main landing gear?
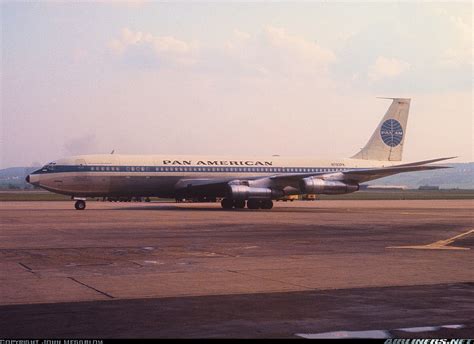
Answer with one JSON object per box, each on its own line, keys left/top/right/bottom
{"left": 74, "top": 199, "right": 86, "bottom": 210}
{"left": 220, "top": 198, "right": 273, "bottom": 210}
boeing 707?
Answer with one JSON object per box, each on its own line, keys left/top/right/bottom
{"left": 26, "top": 98, "right": 453, "bottom": 210}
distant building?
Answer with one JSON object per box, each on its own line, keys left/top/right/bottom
{"left": 361, "top": 185, "right": 408, "bottom": 191}
{"left": 418, "top": 185, "right": 440, "bottom": 191}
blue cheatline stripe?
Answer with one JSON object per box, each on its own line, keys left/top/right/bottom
{"left": 33, "top": 165, "right": 354, "bottom": 175}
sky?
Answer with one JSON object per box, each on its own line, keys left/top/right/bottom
{"left": 1, "top": 1, "right": 472, "bottom": 168}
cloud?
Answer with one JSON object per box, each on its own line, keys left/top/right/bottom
{"left": 368, "top": 56, "right": 410, "bottom": 82}
{"left": 432, "top": 7, "right": 472, "bottom": 67}
{"left": 224, "top": 26, "right": 336, "bottom": 78}
{"left": 108, "top": 26, "right": 335, "bottom": 77}
{"left": 263, "top": 26, "right": 336, "bottom": 67}
{"left": 440, "top": 16, "right": 472, "bottom": 66}
{"left": 108, "top": 28, "right": 197, "bottom": 66}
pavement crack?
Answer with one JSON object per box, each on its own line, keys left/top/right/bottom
{"left": 18, "top": 262, "right": 36, "bottom": 274}
{"left": 67, "top": 277, "right": 114, "bottom": 299}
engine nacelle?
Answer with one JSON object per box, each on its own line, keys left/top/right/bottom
{"left": 228, "top": 185, "right": 283, "bottom": 200}
{"left": 300, "top": 177, "right": 359, "bottom": 195}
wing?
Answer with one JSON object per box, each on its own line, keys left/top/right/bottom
{"left": 174, "top": 157, "right": 455, "bottom": 196}
{"left": 269, "top": 157, "right": 455, "bottom": 185}
{"left": 326, "top": 164, "right": 450, "bottom": 184}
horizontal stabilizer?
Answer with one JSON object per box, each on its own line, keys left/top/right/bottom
{"left": 394, "top": 156, "right": 457, "bottom": 167}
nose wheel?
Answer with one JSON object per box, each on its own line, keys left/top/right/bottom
{"left": 74, "top": 200, "right": 86, "bottom": 210}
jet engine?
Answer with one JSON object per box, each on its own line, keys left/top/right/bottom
{"left": 300, "top": 177, "right": 359, "bottom": 195}
{"left": 228, "top": 184, "right": 283, "bottom": 200}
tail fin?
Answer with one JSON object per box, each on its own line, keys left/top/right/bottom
{"left": 351, "top": 98, "right": 411, "bottom": 161}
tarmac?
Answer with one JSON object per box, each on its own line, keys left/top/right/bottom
{"left": 0, "top": 200, "right": 473, "bottom": 338}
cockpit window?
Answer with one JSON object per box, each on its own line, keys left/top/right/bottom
{"left": 42, "top": 162, "right": 56, "bottom": 171}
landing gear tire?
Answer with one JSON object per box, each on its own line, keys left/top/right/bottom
{"left": 74, "top": 200, "right": 86, "bottom": 210}
{"left": 221, "top": 198, "right": 234, "bottom": 209}
{"left": 261, "top": 200, "right": 273, "bottom": 209}
{"left": 247, "top": 199, "right": 261, "bottom": 209}
{"left": 234, "top": 200, "right": 246, "bottom": 209}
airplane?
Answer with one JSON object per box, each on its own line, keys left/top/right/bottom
{"left": 26, "top": 98, "right": 454, "bottom": 210}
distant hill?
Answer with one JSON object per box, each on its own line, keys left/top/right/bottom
{"left": 0, "top": 163, "right": 472, "bottom": 190}
{"left": 0, "top": 167, "right": 39, "bottom": 179}
{"left": 366, "top": 163, "right": 473, "bottom": 189}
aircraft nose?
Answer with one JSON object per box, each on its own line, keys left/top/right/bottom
{"left": 26, "top": 173, "right": 40, "bottom": 186}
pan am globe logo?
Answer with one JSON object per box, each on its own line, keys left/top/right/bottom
{"left": 380, "top": 119, "right": 404, "bottom": 147}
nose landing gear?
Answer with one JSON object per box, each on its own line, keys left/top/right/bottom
{"left": 74, "top": 200, "right": 86, "bottom": 210}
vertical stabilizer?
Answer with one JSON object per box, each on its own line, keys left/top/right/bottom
{"left": 351, "top": 98, "right": 410, "bottom": 161}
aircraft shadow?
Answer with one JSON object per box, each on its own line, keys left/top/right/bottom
{"left": 110, "top": 203, "right": 321, "bottom": 213}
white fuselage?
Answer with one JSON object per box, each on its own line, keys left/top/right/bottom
{"left": 28, "top": 154, "right": 395, "bottom": 198}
